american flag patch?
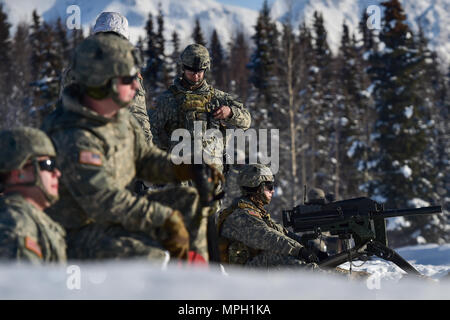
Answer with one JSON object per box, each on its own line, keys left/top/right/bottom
{"left": 248, "top": 211, "right": 261, "bottom": 218}
{"left": 25, "top": 236, "right": 43, "bottom": 258}
{"left": 79, "top": 150, "right": 103, "bottom": 166}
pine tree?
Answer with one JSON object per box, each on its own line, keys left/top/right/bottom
{"left": 228, "top": 30, "right": 250, "bottom": 104}
{"left": 209, "top": 29, "right": 227, "bottom": 90}
{"left": 143, "top": 12, "right": 158, "bottom": 102}
{"left": 0, "top": 3, "right": 13, "bottom": 129}
{"left": 10, "top": 23, "right": 33, "bottom": 127}
{"left": 296, "top": 21, "right": 316, "bottom": 195}
{"left": 248, "top": 0, "right": 280, "bottom": 127}
{"left": 155, "top": 4, "right": 170, "bottom": 90}
{"left": 306, "top": 11, "right": 334, "bottom": 190}
{"left": 192, "top": 18, "right": 206, "bottom": 46}
{"left": 334, "top": 23, "right": 366, "bottom": 199}
{"left": 169, "top": 30, "right": 181, "bottom": 78}
{"left": 368, "top": 0, "right": 441, "bottom": 245}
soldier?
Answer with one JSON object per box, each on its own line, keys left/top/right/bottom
{"left": 150, "top": 43, "right": 251, "bottom": 174}
{"left": 42, "top": 33, "right": 219, "bottom": 263}
{"left": 0, "top": 127, "right": 66, "bottom": 264}
{"left": 61, "top": 11, "right": 152, "bottom": 144}
{"left": 217, "top": 164, "right": 319, "bottom": 269}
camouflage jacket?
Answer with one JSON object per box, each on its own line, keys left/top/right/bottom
{"left": 218, "top": 197, "right": 303, "bottom": 264}
{"left": 0, "top": 193, "right": 67, "bottom": 264}
{"left": 61, "top": 67, "right": 153, "bottom": 143}
{"left": 150, "top": 78, "right": 251, "bottom": 170}
{"left": 42, "top": 85, "right": 181, "bottom": 234}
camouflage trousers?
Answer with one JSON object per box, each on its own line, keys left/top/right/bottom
{"left": 147, "top": 186, "right": 209, "bottom": 261}
{"left": 67, "top": 186, "right": 206, "bottom": 262}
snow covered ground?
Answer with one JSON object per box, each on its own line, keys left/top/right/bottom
{"left": 0, "top": 244, "right": 449, "bottom": 300}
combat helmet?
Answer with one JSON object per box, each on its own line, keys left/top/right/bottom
{"left": 0, "top": 127, "right": 59, "bottom": 203}
{"left": 306, "top": 188, "right": 326, "bottom": 205}
{"left": 73, "top": 32, "right": 139, "bottom": 89}
{"left": 93, "top": 12, "right": 130, "bottom": 40}
{"left": 0, "top": 127, "right": 55, "bottom": 173}
{"left": 238, "top": 164, "right": 274, "bottom": 189}
{"left": 180, "top": 44, "right": 211, "bottom": 72}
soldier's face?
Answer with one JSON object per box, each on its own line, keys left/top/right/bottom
{"left": 184, "top": 69, "right": 205, "bottom": 83}
{"left": 36, "top": 156, "right": 61, "bottom": 199}
{"left": 116, "top": 76, "right": 139, "bottom": 103}
{"left": 263, "top": 185, "right": 274, "bottom": 204}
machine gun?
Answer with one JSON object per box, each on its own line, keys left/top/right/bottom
{"left": 282, "top": 197, "right": 442, "bottom": 276}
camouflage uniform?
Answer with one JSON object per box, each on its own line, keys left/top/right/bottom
{"left": 0, "top": 193, "right": 66, "bottom": 264}
{"left": 60, "top": 11, "right": 152, "bottom": 143}
{"left": 217, "top": 164, "right": 316, "bottom": 270}
{"left": 218, "top": 196, "right": 314, "bottom": 269}
{"left": 0, "top": 127, "right": 67, "bottom": 264}
{"left": 43, "top": 34, "right": 203, "bottom": 261}
{"left": 61, "top": 69, "right": 152, "bottom": 143}
{"left": 150, "top": 44, "right": 251, "bottom": 173}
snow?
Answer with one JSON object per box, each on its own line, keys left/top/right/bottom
{"left": 404, "top": 105, "right": 414, "bottom": 119}
{"left": 0, "top": 244, "right": 448, "bottom": 299}
{"left": 387, "top": 216, "right": 412, "bottom": 231}
{"left": 399, "top": 164, "right": 412, "bottom": 178}
{"left": 2, "top": 0, "right": 449, "bottom": 65}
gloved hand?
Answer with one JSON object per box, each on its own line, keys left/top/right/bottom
{"left": 298, "top": 246, "right": 320, "bottom": 264}
{"left": 192, "top": 164, "right": 225, "bottom": 206}
{"left": 162, "top": 210, "right": 190, "bottom": 260}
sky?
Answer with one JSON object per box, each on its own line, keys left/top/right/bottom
{"left": 217, "top": 0, "right": 274, "bottom": 11}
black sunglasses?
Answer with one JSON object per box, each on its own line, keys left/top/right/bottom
{"left": 121, "top": 74, "right": 139, "bottom": 85}
{"left": 36, "top": 158, "right": 58, "bottom": 172}
{"left": 264, "top": 181, "right": 274, "bottom": 191}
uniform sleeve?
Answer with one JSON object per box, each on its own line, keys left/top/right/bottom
{"left": 0, "top": 218, "right": 43, "bottom": 265}
{"left": 51, "top": 128, "right": 176, "bottom": 234}
{"left": 149, "top": 93, "right": 177, "bottom": 151}
{"left": 217, "top": 92, "right": 251, "bottom": 130}
{"left": 128, "top": 77, "right": 153, "bottom": 143}
{"left": 221, "top": 209, "right": 303, "bottom": 257}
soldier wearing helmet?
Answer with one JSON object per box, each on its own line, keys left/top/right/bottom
{"left": 150, "top": 43, "right": 251, "bottom": 173}
{"left": 216, "top": 164, "right": 319, "bottom": 269}
{"left": 42, "top": 33, "right": 221, "bottom": 263}
{"left": 150, "top": 43, "right": 251, "bottom": 260}
{"left": 60, "top": 12, "right": 153, "bottom": 144}
{"left": 0, "top": 127, "right": 66, "bottom": 263}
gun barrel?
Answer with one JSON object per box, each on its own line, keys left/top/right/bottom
{"left": 380, "top": 205, "right": 442, "bottom": 219}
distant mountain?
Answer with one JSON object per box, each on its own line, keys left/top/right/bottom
{"left": 2, "top": 0, "right": 449, "bottom": 64}
{"left": 270, "top": 0, "right": 450, "bottom": 65}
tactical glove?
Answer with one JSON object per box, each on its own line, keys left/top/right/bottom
{"left": 162, "top": 210, "right": 190, "bottom": 260}
{"left": 192, "top": 163, "right": 225, "bottom": 206}
{"left": 173, "top": 163, "right": 225, "bottom": 206}
{"left": 298, "top": 246, "right": 320, "bottom": 264}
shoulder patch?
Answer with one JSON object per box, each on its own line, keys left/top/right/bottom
{"left": 79, "top": 150, "right": 103, "bottom": 166}
{"left": 247, "top": 210, "right": 261, "bottom": 219}
{"left": 24, "top": 236, "right": 43, "bottom": 259}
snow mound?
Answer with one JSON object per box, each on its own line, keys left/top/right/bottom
{"left": 0, "top": 244, "right": 449, "bottom": 299}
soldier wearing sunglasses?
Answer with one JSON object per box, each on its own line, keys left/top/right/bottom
{"left": 216, "top": 164, "right": 319, "bottom": 269}
{"left": 60, "top": 12, "right": 152, "bottom": 145}
{"left": 0, "top": 127, "right": 66, "bottom": 264}
{"left": 42, "top": 33, "right": 222, "bottom": 264}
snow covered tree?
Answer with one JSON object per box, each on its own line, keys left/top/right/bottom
{"left": 192, "top": 18, "right": 206, "bottom": 47}
{"left": 247, "top": 0, "right": 280, "bottom": 128}
{"left": 0, "top": 4, "right": 13, "bottom": 130}
{"left": 227, "top": 30, "right": 250, "bottom": 102}
{"left": 209, "top": 29, "right": 227, "bottom": 91}
{"left": 368, "top": 0, "right": 444, "bottom": 246}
